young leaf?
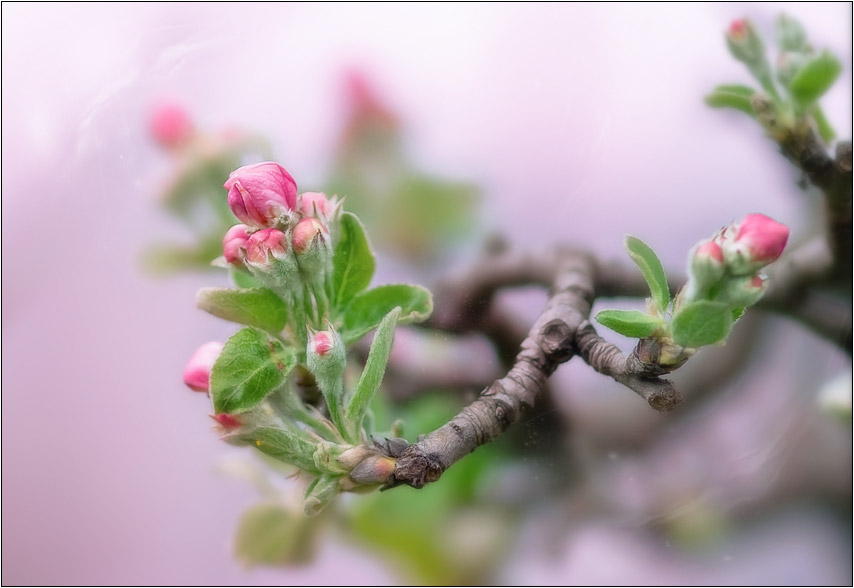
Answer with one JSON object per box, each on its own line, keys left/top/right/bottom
{"left": 230, "top": 426, "right": 319, "bottom": 473}
{"left": 671, "top": 301, "right": 733, "bottom": 347}
{"left": 210, "top": 327, "right": 296, "bottom": 414}
{"left": 624, "top": 236, "right": 670, "bottom": 313}
{"left": 196, "top": 287, "right": 288, "bottom": 333}
{"left": 811, "top": 105, "right": 836, "bottom": 143}
{"left": 332, "top": 212, "right": 375, "bottom": 307}
{"left": 303, "top": 474, "right": 342, "bottom": 516}
{"left": 595, "top": 309, "right": 665, "bottom": 339}
{"left": 341, "top": 284, "right": 432, "bottom": 344}
{"left": 705, "top": 84, "right": 758, "bottom": 117}
{"left": 346, "top": 307, "right": 401, "bottom": 433}
{"left": 776, "top": 14, "right": 808, "bottom": 52}
{"left": 788, "top": 51, "right": 842, "bottom": 107}
{"left": 231, "top": 267, "right": 262, "bottom": 288}
{"left": 234, "top": 503, "right": 318, "bottom": 567}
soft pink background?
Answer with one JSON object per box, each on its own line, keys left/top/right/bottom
{"left": 2, "top": 3, "right": 851, "bottom": 585}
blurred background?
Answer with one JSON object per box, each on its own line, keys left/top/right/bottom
{"left": 2, "top": 3, "right": 851, "bottom": 585}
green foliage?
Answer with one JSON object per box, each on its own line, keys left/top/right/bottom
{"left": 196, "top": 287, "right": 288, "bottom": 333}
{"left": 705, "top": 84, "right": 758, "bottom": 117}
{"left": 342, "top": 284, "right": 433, "bottom": 343}
{"left": 624, "top": 236, "right": 670, "bottom": 313}
{"left": 595, "top": 309, "right": 665, "bottom": 339}
{"left": 776, "top": 14, "right": 808, "bottom": 52}
{"left": 346, "top": 308, "right": 401, "bottom": 433}
{"left": 210, "top": 328, "right": 296, "bottom": 414}
{"left": 787, "top": 51, "right": 842, "bottom": 108}
{"left": 231, "top": 426, "right": 319, "bottom": 474}
{"left": 671, "top": 301, "right": 734, "bottom": 347}
{"left": 234, "top": 502, "right": 320, "bottom": 567}
{"left": 332, "top": 212, "right": 376, "bottom": 307}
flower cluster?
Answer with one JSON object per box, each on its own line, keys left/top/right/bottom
{"left": 680, "top": 213, "right": 789, "bottom": 309}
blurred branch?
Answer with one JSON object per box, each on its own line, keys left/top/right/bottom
{"left": 386, "top": 252, "right": 678, "bottom": 490}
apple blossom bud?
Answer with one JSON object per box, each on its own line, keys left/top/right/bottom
{"left": 222, "top": 224, "right": 250, "bottom": 265}
{"left": 224, "top": 162, "right": 298, "bottom": 228}
{"left": 307, "top": 329, "right": 346, "bottom": 385}
{"left": 348, "top": 455, "right": 397, "bottom": 486}
{"left": 299, "top": 192, "right": 335, "bottom": 219}
{"left": 292, "top": 218, "right": 329, "bottom": 254}
{"left": 211, "top": 413, "right": 242, "bottom": 432}
{"left": 722, "top": 213, "right": 789, "bottom": 275}
{"left": 245, "top": 228, "right": 288, "bottom": 265}
{"left": 149, "top": 101, "right": 194, "bottom": 150}
{"left": 726, "top": 19, "right": 764, "bottom": 65}
{"left": 183, "top": 341, "right": 223, "bottom": 392}
{"left": 722, "top": 274, "right": 767, "bottom": 307}
{"left": 689, "top": 239, "right": 726, "bottom": 287}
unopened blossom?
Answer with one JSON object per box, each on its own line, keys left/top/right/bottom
{"left": 224, "top": 162, "right": 298, "bottom": 228}
{"left": 222, "top": 224, "right": 250, "bottom": 264}
{"left": 292, "top": 217, "right": 329, "bottom": 254}
{"left": 299, "top": 192, "right": 335, "bottom": 219}
{"left": 245, "top": 228, "right": 289, "bottom": 265}
{"left": 721, "top": 213, "right": 789, "bottom": 274}
{"left": 183, "top": 341, "right": 223, "bottom": 392}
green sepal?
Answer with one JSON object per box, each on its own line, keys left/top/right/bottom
{"left": 624, "top": 236, "right": 670, "bottom": 313}
{"left": 705, "top": 84, "right": 758, "bottom": 117}
{"left": 346, "top": 307, "right": 401, "bottom": 434}
{"left": 196, "top": 287, "right": 288, "bottom": 333}
{"left": 229, "top": 426, "right": 320, "bottom": 474}
{"left": 341, "top": 284, "right": 432, "bottom": 344}
{"left": 595, "top": 309, "right": 666, "bottom": 339}
{"left": 303, "top": 475, "right": 341, "bottom": 516}
{"left": 332, "top": 212, "right": 376, "bottom": 307}
{"left": 671, "top": 301, "right": 733, "bottom": 347}
{"left": 210, "top": 327, "right": 296, "bottom": 414}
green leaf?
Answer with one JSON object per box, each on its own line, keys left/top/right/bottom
{"left": 595, "top": 309, "right": 665, "bottom": 339}
{"left": 671, "top": 301, "right": 733, "bottom": 347}
{"left": 303, "top": 474, "right": 342, "bottom": 516}
{"left": 624, "top": 236, "right": 670, "bottom": 313}
{"left": 788, "top": 51, "right": 842, "bottom": 107}
{"left": 196, "top": 287, "right": 288, "bottom": 333}
{"left": 705, "top": 84, "right": 758, "bottom": 117}
{"left": 234, "top": 503, "right": 319, "bottom": 567}
{"left": 811, "top": 104, "right": 836, "bottom": 143}
{"left": 341, "top": 284, "right": 432, "bottom": 343}
{"left": 332, "top": 212, "right": 375, "bottom": 307}
{"left": 231, "top": 426, "right": 320, "bottom": 473}
{"left": 346, "top": 307, "right": 401, "bottom": 432}
{"left": 231, "top": 267, "right": 262, "bottom": 288}
{"left": 732, "top": 307, "right": 746, "bottom": 321}
{"left": 776, "top": 14, "right": 808, "bottom": 52}
{"left": 210, "top": 328, "right": 296, "bottom": 414}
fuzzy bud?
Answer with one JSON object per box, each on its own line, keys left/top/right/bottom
{"left": 299, "top": 192, "right": 335, "bottom": 220}
{"left": 222, "top": 224, "right": 250, "bottom": 265}
{"left": 245, "top": 228, "right": 289, "bottom": 265}
{"left": 721, "top": 213, "right": 789, "bottom": 275}
{"left": 224, "top": 162, "right": 298, "bottom": 228}
{"left": 722, "top": 274, "right": 767, "bottom": 308}
{"left": 306, "top": 329, "right": 346, "bottom": 384}
{"left": 689, "top": 240, "right": 726, "bottom": 286}
{"left": 726, "top": 19, "right": 765, "bottom": 65}
{"left": 293, "top": 218, "right": 329, "bottom": 254}
{"left": 149, "top": 101, "right": 194, "bottom": 150}
{"left": 183, "top": 341, "right": 223, "bottom": 392}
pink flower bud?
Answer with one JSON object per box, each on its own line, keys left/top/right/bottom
{"left": 695, "top": 240, "right": 724, "bottom": 263}
{"left": 311, "top": 331, "right": 334, "bottom": 356}
{"left": 222, "top": 224, "right": 250, "bottom": 264}
{"left": 149, "top": 101, "right": 195, "bottom": 149}
{"left": 183, "top": 341, "right": 223, "bottom": 392}
{"left": 245, "top": 228, "right": 289, "bottom": 265}
{"left": 727, "top": 19, "right": 747, "bottom": 41}
{"left": 224, "top": 162, "right": 298, "bottom": 228}
{"left": 723, "top": 213, "right": 789, "bottom": 274}
{"left": 299, "top": 192, "right": 334, "bottom": 219}
{"left": 292, "top": 218, "right": 329, "bottom": 254}
{"left": 210, "top": 413, "right": 242, "bottom": 432}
